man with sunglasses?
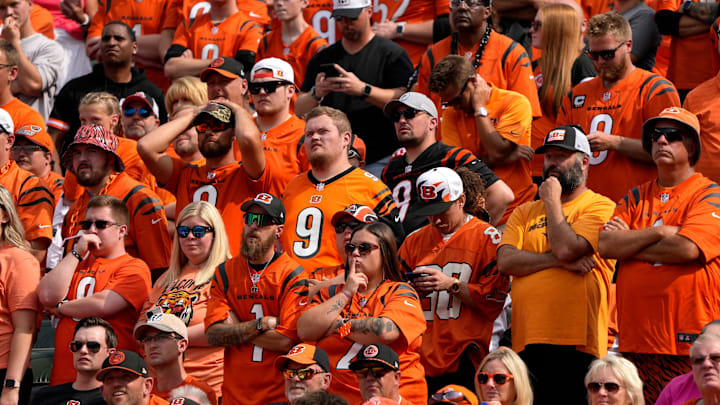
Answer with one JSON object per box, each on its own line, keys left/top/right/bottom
{"left": 599, "top": 107, "right": 720, "bottom": 403}
{"left": 349, "top": 344, "right": 412, "bottom": 405}
{"left": 381, "top": 91, "right": 512, "bottom": 234}
{"left": 120, "top": 92, "right": 161, "bottom": 141}
{"left": 205, "top": 192, "right": 309, "bottom": 405}
{"left": 39, "top": 194, "right": 152, "bottom": 386}
{"left": 557, "top": 12, "right": 680, "bottom": 203}
{"left": 30, "top": 317, "right": 117, "bottom": 405}
{"left": 134, "top": 309, "right": 217, "bottom": 404}
{"left": 272, "top": 343, "right": 332, "bottom": 405}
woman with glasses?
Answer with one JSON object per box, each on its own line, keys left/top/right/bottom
{"left": 584, "top": 355, "right": 644, "bottom": 405}
{"left": 474, "top": 347, "right": 533, "bottom": 405}
{"left": 139, "top": 201, "right": 230, "bottom": 398}
{"left": 297, "top": 221, "right": 427, "bottom": 405}
{"left": 0, "top": 186, "right": 41, "bottom": 404}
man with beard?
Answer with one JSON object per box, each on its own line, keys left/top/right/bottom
{"left": 497, "top": 125, "right": 616, "bottom": 405}
{"left": 137, "top": 101, "right": 269, "bottom": 256}
{"left": 381, "top": 91, "right": 513, "bottom": 234}
{"left": 557, "top": 12, "right": 680, "bottom": 203}
{"left": 204, "top": 192, "right": 309, "bottom": 405}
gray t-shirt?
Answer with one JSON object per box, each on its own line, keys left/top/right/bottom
{"left": 619, "top": 3, "right": 661, "bottom": 71}
{"left": 18, "top": 33, "right": 65, "bottom": 121}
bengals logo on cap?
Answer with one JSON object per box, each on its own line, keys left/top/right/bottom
{"left": 67, "top": 401, "right": 81, "bottom": 405}
{"left": 546, "top": 129, "right": 566, "bottom": 142}
{"left": 363, "top": 345, "right": 379, "bottom": 358}
{"left": 254, "top": 193, "right": 273, "bottom": 204}
{"left": 662, "top": 107, "right": 681, "bottom": 114}
{"left": 210, "top": 58, "right": 225, "bottom": 68}
{"left": 16, "top": 125, "right": 41, "bottom": 137}
{"left": 170, "top": 399, "right": 186, "bottom": 404}
{"left": 288, "top": 344, "right": 306, "bottom": 356}
{"left": 419, "top": 184, "right": 439, "bottom": 201}
{"left": 108, "top": 351, "right": 125, "bottom": 365}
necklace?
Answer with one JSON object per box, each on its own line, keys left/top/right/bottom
{"left": 247, "top": 257, "right": 272, "bottom": 293}
{"left": 344, "top": 280, "right": 385, "bottom": 321}
{"left": 450, "top": 25, "right": 492, "bottom": 69}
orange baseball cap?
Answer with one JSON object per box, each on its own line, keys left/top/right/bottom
{"left": 15, "top": 124, "right": 53, "bottom": 152}
{"left": 331, "top": 204, "right": 378, "bottom": 227}
{"left": 349, "top": 133, "right": 366, "bottom": 162}
{"left": 274, "top": 343, "right": 330, "bottom": 372}
{"left": 641, "top": 106, "right": 701, "bottom": 165}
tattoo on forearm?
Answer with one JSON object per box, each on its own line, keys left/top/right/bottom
{"left": 687, "top": 3, "right": 720, "bottom": 25}
{"left": 350, "top": 317, "right": 398, "bottom": 337}
{"left": 325, "top": 296, "right": 347, "bottom": 316}
{"left": 206, "top": 321, "right": 259, "bottom": 347}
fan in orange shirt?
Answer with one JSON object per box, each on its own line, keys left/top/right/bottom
{"left": 11, "top": 124, "right": 63, "bottom": 203}
{"left": 96, "top": 351, "right": 170, "bottom": 405}
{"left": 303, "top": 0, "right": 338, "bottom": 44}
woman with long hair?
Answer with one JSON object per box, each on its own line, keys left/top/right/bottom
{"left": 475, "top": 347, "right": 533, "bottom": 405}
{"left": 297, "top": 221, "right": 426, "bottom": 405}
{"left": 139, "top": 201, "right": 231, "bottom": 397}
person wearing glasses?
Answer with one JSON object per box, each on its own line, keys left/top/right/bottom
{"left": 348, "top": 344, "right": 411, "bottom": 405}
{"left": 556, "top": 11, "right": 680, "bottom": 204}
{"left": 682, "top": 332, "right": 720, "bottom": 405}
{"left": 474, "top": 347, "right": 533, "bottom": 405}
{"left": 204, "top": 192, "right": 308, "bottom": 405}
{"left": 31, "top": 317, "right": 117, "bottom": 405}
{"left": 584, "top": 355, "right": 644, "bottom": 405}
{"left": 297, "top": 221, "right": 426, "bottom": 405}
{"left": 39, "top": 194, "right": 152, "bottom": 387}
{"left": 272, "top": 343, "right": 333, "bottom": 405}
{"left": 120, "top": 92, "right": 161, "bottom": 141}
{"left": 599, "top": 107, "right": 720, "bottom": 404}
{"left": 134, "top": 309, "right": 217, "bottom": 404}
{"left": 381, "top": 91, "right": 511, "bottom": 234}
{"left": 11, "top": 121, "right": 63, "bottom": 202}
{"left": 139, "top": 201, "right": 229, "bottom": 398}
{"left": 430, "top": 384, "right": 478, "bottom": 405}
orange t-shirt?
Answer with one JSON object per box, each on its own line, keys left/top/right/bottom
{"left": 30, "top": 4, "right": 55, "bottom": 39}
{"left": 500, "top": 189, "right": 616, "bottom": 357}
{"left": 148, "top": 395, "right": 169, "bottom": 405}
{"left": 683, "top": 71, "right": 720, "bottom": 183}
{"left": 581, "top": 0, "right": 611, "bottom": 19}
{"left": 141, "top": 266, "right": 224, "bottom": 396}
{"left": 204, "top": 253, "right": 308, "bottom": 405}
{"left": 308, "top": 281, "right": 427, "bottom": 405}
{"left": 44, "top": 170, "right": 64, "bottom": 203}
{"left": 415, "top": 29, "right": 542, "bottom": 120}
{"left": 171, "top": 11, "right": 263, "bottom": 61}
{"left": 0, "top": 245, "right": 40, "bottom": 369}
{"left": 62, "top": 171, "right": 171, "bottom": 272}
{"left": 0, "top": 160, "right": 53, "bottom": 243}
{"left": 398, "top": 217, "right": 509, "bottom": 377}
{"left": 50, "top": 253, "right": 152, "bottom": 385}
{"left": 440, "top": 86, "right": 537, "bottom": 225}
{"left": 152, "top": 375, "right": 217, "bottom": 405}
{"left": 557, "top": 68, "right": 680, "bottom": 202}
{"left": 614, "top": 173, "right": 720, "bottom": 356}
{"left": 162, "top": 0, "right": 270, "bottom": 31}
{"left": 257, "top": 26, "right": 328, "bottom": 89}
{"left": 251, "top": 115, "right": 309, "bottom": 197}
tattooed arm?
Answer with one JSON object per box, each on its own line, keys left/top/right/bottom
{"left": 206, "top": 316, "right": 278, "bottom": 347}
{"left": 683, "top": 2, "right": 720, "bottom": 25}
{"left": 346, "top": 317, "right": 401, "bottom": 345}
{"left": 297, "top": 292, "right": 349, "bottom": 341}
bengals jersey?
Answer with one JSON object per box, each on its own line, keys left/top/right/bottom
{"left": 415, "top": 29, "right": 542, "bottom": 119}
{"left": 164, "top": 160, "right": 271, "bottom": 257}
{"left": 0, "top": 160, "right": 53, "bottom": 243}
{"left": 280, "top": 167, "right": 403, "bottom": 271}
{"left": 614, "top": 173, "right": 720, "bottom": 356}
{"left": 252, "top": 115, "right": 309, "bottom": 197}
{"left": 204, "top": 252, "right": 308, "bottom": 405}
{"left": 557, "top": 68, "right": 680, "bottom": 202}
{"left": 382, "top": 142, "right": 500, "bottom": 234}
{"left": 684, "top": 71, "right": 720, "bottom": 183}
{"left": 50, "top": 253, "right": 151, "bottom": 385}
{"left": 62, "top": 172, "right": 171, "bottom": 273}
{"left": 303, "top": 0, "right": 337, "bottom": 44}
{"left": 163, "top": 0, "right": 270, "bottom": 31}
{"left": 257, "top": 26, "right": 328, "bottom": 88}
{"left": 171, "top": 11, "right": 263, "bottom": 62}
{"left": 44, "top": 171, "right": 64, "bottom": 204}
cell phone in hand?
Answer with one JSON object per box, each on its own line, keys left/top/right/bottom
{"left": 319, "top": 63, "right": 340, "bottom": 78}
{"left": 404, "top": 272, "right": 428, "bottom": 281}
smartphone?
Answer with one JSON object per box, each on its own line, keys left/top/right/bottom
{"left": 319, "top": 63, "right": 340, "bottom": 78}
{"left": 404, "top": 272, "right": 428, "bottom": 281}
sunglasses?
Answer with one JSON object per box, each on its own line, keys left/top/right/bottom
{"left": 344, "top": 242, "right": 380, "bottom": 256}
{"left": 691, "top": 353, "right": 720, "bottom": 366}
{"left": 70, "top": 340, "right": 102, "bottom": 353}
{"left": 442, "top": 76, "right": 472, "bottom": 108}
{"left": 390, "top": 108, "right": 423, "bottom": 123}
{"left": 587, "top": 382, "right": 621, "bottom": 394}
{"left": 12, "top": 144, "right": 45, "bottom": 153}
{"left": 477, "top": 372, "right": 513, "bottom": 385}
{"left": 651, "top": 127, "right": 687, "bottom": 143}
{"left": 353, "top": 366, "right": 392, "bottom": 379}
{"left": 176, "top": 225, "right": 214, "bottom": 238}
{"left": 334, "top": 220, "right": 361, "bottom": 234}
{"left": 431, "top": 390, "right": 467, "bottom": 402}
{"left": 449, "top": 0, "right": 489, "bottom": 8}
{"left": 194, "top": 121, "right": 230, "bottom": 133}
{"left": 243, "top": 212, "right": 277, "bottom": 227}
{"left": 248, "top": 81, "right": 289, "bottom": 95}
{"left": 348, "top": 148, "right": 360, "bottom": 160}
{"left": 79, "top": 220, "right": 122, "bottom": 230}
{"left": 586, "top": 42, "right": 625, "bottom": 61}
{"left": 123, "top": 106, "right": 153, "bottom": 118}
{"left": 138, "top": 332, "right": 181, "bottom": 345}
{"left": 282, "top": 367, "right": 321, "bottom": 381}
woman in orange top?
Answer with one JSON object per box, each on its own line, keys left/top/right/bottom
{"left": 140, "top": 201, "right": 230, "bottom": 398}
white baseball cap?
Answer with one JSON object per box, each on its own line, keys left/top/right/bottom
{"left": 332, "top": 0, "right": 371, "bottom": 19}
{"left": 251, "top": 57, "right": 294, "bottom": 85}
{"left": 415, "top": 167, "right": 464, "bottom": 216}
{"left": 0, "top": 108, "right": 13, "bottom": 135}
{"left": 384, "top": 92, "right": 438, "bottom": 119}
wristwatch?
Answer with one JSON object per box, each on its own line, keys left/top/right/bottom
{"left": 362, "top": 83, "right": 372, "bottom": 98}
{"left": 396, "top": 22, "right": 407, "bottom": 38}
{"left": 448, "top": 279, "right": 461, "bottom": 295}
{"left": 474, "top": 107, "right": 489, "bottom": 117}
{"left": 256, "top": 318, "right": 263, "bottom": 332}
{"left": 311, "top": 86, "right": 323, "bottom": 103}
{"left": 4, "top": 380, "right": 19, "bottom": 389}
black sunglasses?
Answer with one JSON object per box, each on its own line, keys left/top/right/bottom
{"left": 586, "top": 42, "right": 625, "bottom": 61}
{"left": 176, "top": 225, "right": 214, "bottom": 238}
{"left": 248, "top": 81, "right": 289, "bottom": 95}
{"left": 194, "top": 121, "right": 230, "bottom": 133}
{"left": 651, "top": 127, "right": 686, "bottom": 143}
{"left": 79, "top": 220, "right": 122, "bottom": 230}
{"left": 477, "top": 372, "right": 513, "bottom": 385}
{"left": 442, "top": 76, "right": 472, "bottom": 107}
{"left": 243, "top": 212, "right": 277, "bottom": 227}
{"left": 587, "top": 382, "right": 621, "bottom": 394}
{"left": 390, "top": 108, "right": 423, "bottom": 123}
{"left": 70, "top": 340, "right": 102, "bottom": 353}
{"left": 12, "top": 144, "right": 45, "bottom": 153}
{"left": 334, "top": 220, "right": 361, "bottom": 234}
{"left": 691, "top": 353, "right": 720, "bottom": 365}
{"left": 344, "top": 242, "right": 380, "bottom": 256}
{"left": 123, "top": 106, "right": 153, "bottom": 118}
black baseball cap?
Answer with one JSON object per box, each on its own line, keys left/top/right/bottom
{"left": 240, "top": 192, "right": 286, "bottom": 224}
{"left": 96, "top": 350, "right": 148, "bottom": 381}
{"left": 349, "top": 343, "right": 399, "bottom": 371}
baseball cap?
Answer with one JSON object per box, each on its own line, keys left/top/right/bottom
{"left": 251, "top": 57, "right": 294, "bottom": 85}
{"left": 240, "top": 192, "right": 286, "bottom": 224}
{"left": 62, "top": 124, "right": 125, "bottom": 173}
{"left": 332, "top": 0, "right": 371, "bottom": 19}
{"left": 430, "top": 385, "right": 479, "bottom": 405}
{"left": 200, "top": 57, "right": 245, "bottom": 81}
{"left": 349, "top": 134, "right": 366, "bottom": 162}
{"left": 349, "top": 343, "right": 399, "bottom": 371}
{"left": 133, "top": 307, "right": 188, "bottom": 341}
{"left": 414, "top": 167, "right": 464, "bottom": 217}
{"left": 15, "top": 124, "right": 53, "bottom": 152}
{"left": 384, "top": 92, "right": 438, "bottom": 119}
{"left": 169, "top": 399, "right": 202, "bottom": 405}
{"left": 535, "top": 125, "right": 591, "bottom": 156}
{"left": 192, "top": 102, "right": 234, "bottom": 126}
{"left": 96, "top": 350, "right": 149, "bottom": 381}
{"left": 641, "top": 106, "right": 701, "bottom": 165}
{"left": 121, "top": 91, "right": 160, "bottom": 118}
{"left": 0, "top": 108, "right": 13, "bottom": 135}
{"left": 331, "top": 204, "right": 378, "bottom": 227}
{"left": 274, "top": 343, "right": 331, "bottom": 372}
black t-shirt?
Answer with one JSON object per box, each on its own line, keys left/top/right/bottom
{"left": 30, "top": 382, "right": 105, "bottom": 405}
{"left": 382, "top": 142, "right": 500, "bottom": 235}
{"left": 301, "top": 36, "right": 414, "bottom": 163}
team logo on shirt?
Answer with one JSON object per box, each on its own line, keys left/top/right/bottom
{"left": 207, "top": 172, "right": 216, "bottom": 179}
{"left": 108, "top": 351, "right": 125, "bottom": 365}
{"left": 363, "top": 345, "right": 379, "bottom": 358}
{"left": 660, "top": 192, "right": 669, "bottom": 203}
{"left": 573, "top": 95, "right": 586, "bottom": 108}
{"left": 602, "top": 92, "right": 611, "bottom": 101}
{"left": 211, "top": 27, "right": 219, "bottom": 34}
{"left": 310, "top": 195, "right": 322, "bottom": 203}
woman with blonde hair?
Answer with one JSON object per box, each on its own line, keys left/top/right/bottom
{"left": 585, "top": 355, "right": 645, "bottom": 405}
{"left": 165, "top": 76, "right": 208, "bottom": 116}
{"left": 474, "top": 347, "right": 533, "bottom": 405}
{"left": 0, "top": 185, "right": 41, "bottom": 404}
{"left": 139, "top": 201, "right": 231, "bottom": 397}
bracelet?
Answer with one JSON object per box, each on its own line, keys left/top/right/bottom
{"left": 80, "top": 13, "right": 90, "bottom": 26}
{"left": 70, "top": 249, "right": 83, "bottom": 261}
{"left": 56, "top": 301, "right": 64, "bottom": 316}
{"left": 340, "top": 290, "right": 352, "bottom": 300}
